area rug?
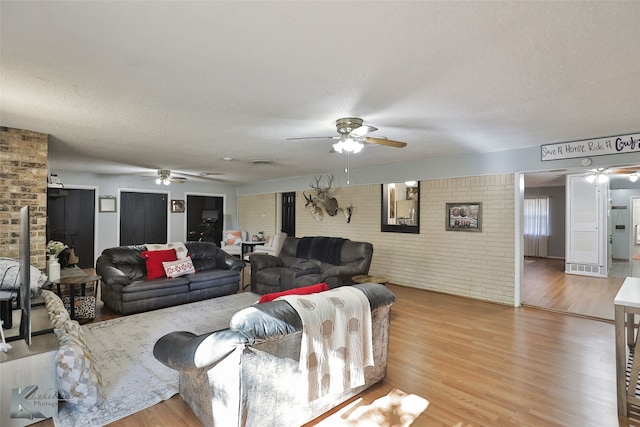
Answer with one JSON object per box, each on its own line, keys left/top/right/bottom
{"left": 314, "top": 388, "right": 429, "bottom": 426}
{"left": 53, "top": 292, "right": 260, "bottom": 427}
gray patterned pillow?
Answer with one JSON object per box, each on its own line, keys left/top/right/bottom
{"left": 42, "top": 290, "right": 70, "bottom": 328}
{"left": 54, "top": 319, "right": 85, "bottom": 343}
{"left": 56, "top": 332, "right": 103, "bottom": 412}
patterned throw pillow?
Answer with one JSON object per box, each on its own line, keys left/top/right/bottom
{"left": 141, "top": 249, "right": 177, "bottom": 279}
{"left": 54, "top": 319, "right": 85, "bottom": 343}
{"left": 145, "top": 242, "right": 189, "bottom": 259}
{"left": 224, "top": 231, "right": 243, "bottom": 245}
{"left": 162, "top": 256, "right": 196, "bottom": 278}
{"left": 56, "top": 333, "right": 103, "bottom": 412}
{"left": 42, "top": 289, "right": 70, "bottom": 327}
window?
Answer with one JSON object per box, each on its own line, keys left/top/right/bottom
{"left": 524, "top": 197, "right": 550, "bottom": 236}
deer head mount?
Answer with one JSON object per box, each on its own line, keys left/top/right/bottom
{"left": 309, "top": 175, "right": 339, "bottom": 216}
{"left": 306, "top": 175, "right": 353, "bottom": 223}
{"left": 340, "top": 203, "right": 353, "bottom": 223}
{"left": 303, "top": 191, "right": 323, "bottom": 222}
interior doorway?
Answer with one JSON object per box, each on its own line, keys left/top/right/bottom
{"left": 47, "top": 187, "right": 96, "bottom": 269}
{"left": 281, "top": 192, "right": 295, "bottom": 237}
{"left": 186, "top": 194, "right": 224, "bottom": 244}
{"left": 119, "top": 191, "right": 168, "bottom": 245}
{"left": 631, "top": 197, "right": 640, "bottom": 260}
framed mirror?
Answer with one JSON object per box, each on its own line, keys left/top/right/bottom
{"left": 381, "top": 181, "right": 420, "bottom": 233}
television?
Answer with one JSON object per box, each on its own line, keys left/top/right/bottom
{"left": 18, "top": 206, "right": 31, "bottom": 345}
{"left": 201, "top": 209, "right": 219, "bottom": 222}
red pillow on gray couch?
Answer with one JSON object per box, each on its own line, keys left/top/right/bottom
{"left": 141, "top": 249, "right": 177, "bottom": 279}
{"left": 258, "top": 282, "right": 329, "bottom": 303}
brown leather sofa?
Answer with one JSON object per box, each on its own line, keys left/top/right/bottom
{"left": 249, "top": 236, "right": 373, "bottom": 294}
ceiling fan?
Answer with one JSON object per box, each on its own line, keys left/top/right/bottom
{"left": 581, "top": 165, "right": 640, "bottom": 184}
{"left": 287, "top": 117, "right": 408, "bottom": 153}
{"left": 153, "top": 169, "right": 187, "bottom": 185}
{"left": 287, "top": 117, "right": 408, "bottom": 184}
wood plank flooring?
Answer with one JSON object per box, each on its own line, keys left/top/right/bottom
{"left": 522, "top": 257, "right": 624, "bottom": 321}
{"left": 35, "top": 263, "right": 640, "bottom": 426}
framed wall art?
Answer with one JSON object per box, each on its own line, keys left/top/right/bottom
{"left": 99, "top": 196, "right": 117, "bottom": 213}
{"left": 171, "top": 199, "right": 185, "bottom": 213}
{"left": 445, "top": 202, "right": 482, "bottom": 232}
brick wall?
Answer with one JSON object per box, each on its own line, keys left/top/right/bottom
{"left": 238, "top": 174, "right": 516, "bottom": 305}
{"left": 238, "top": 193, "right": 278, "bottom": 238}
{"left": 0, "top": 127, "right": 49, "bottom": 269}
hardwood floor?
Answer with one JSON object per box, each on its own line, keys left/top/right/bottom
{"left": 522, "top": 257, "right": 625, "bottom": 321}
{"left": 36, "top": 277, "right": 640, "bottom": 426}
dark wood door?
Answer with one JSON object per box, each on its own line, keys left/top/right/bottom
{"left": 186, "top": 195, "right": 224, "bottom": 244}
{"left": 281, "top": 192, "right": 296, "bottom": 237}
{"left": 47, "top": 188, "right": 95, "bottom": 269}
{"left": 120, "top": 192, "right": 168, "bottom": 245}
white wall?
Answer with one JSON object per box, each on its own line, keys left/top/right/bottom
{"left": 240, "top": 174, "right": 517, "bottom": 306}
{"left": 50, "top": 171, "right": 239, "bottom": 256}
{"left": 237, "top": 145, "right": 640, "bottom": 196}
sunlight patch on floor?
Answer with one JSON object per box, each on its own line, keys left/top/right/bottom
{"left": 314, "top": 388, "right": 429, "bottom": 426}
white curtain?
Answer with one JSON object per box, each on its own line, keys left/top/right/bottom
{"left": 524, "top": 197, "right": 550, "bottom": 257}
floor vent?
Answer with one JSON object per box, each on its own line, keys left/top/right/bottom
{"left": 565, "top": 263, "right": 607, "bottom": 277}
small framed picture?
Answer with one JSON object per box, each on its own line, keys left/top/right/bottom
{"left": 446, "top": 202, "right": 482, "bottom": 232}
{"left": 99, "top": 196, "right": 117, "bottom": 213}
{"left": 171, "top": 200, "right": 185, "bottom": 213}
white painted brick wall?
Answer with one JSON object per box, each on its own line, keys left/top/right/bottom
{"left": 237, "top": 174, "right": 515, "bottom": 305}
{"left": 238, "top": 193, "right": 278, "bottom": 239}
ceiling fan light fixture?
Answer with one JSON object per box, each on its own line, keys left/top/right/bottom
{"left": 156, "top": 169, "right": 174, "bottom": 185}
{"left": 334, "top": 137, "right": 363, "bottom": 154}
{"left": 584, "top": 167, "right": 611, "bottom": 184}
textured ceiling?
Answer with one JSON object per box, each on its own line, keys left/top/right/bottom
{"left": 1, "top": 1, "right": 639, "bottom": 184}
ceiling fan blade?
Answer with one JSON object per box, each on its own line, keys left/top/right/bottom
{"left": 350, "top": 125, "right": 377, "bottom": 137}
{"left": 611, "top": 165, "right": 640, "bottom": 174}
{"left": 364, "top": 137, "right": 407, "bottom": 148}
{"left": 172, "top": 170, "right": 228, "bottom": 183}
{"left": 286, "top": 136, "right": 340, "bottom": 141}
{"left": 169, "top": 177, "right": 187, "bottom": 183}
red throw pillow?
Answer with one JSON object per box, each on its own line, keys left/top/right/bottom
{"left": 258, "top": 282, "right": 329, "bottom": 303}
{"left": 141, "top": 249, "right": 177, "bottom": 279}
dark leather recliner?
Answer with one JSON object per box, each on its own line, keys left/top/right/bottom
{"left": 249, "top": 236, "right": 373, "bottom": 294}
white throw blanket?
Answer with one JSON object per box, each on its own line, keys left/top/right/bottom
{"left": 277, "top": 286, "right": 374, "bottom": 401}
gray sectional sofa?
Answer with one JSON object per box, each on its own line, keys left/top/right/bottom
{"left": 96, "top": 241, "right": 244, "bottom": 314}
{"left": 153, "top": 282, "right": 395, "bottom": 427}
{"left": 249, "top": 236, "right": 374, "bottom": 294}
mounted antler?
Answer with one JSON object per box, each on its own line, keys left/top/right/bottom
{"left": 342, "top": 203, "right": 353, "bottom": 223}
{"left": 303, "top": 191, "right": 323, "bottom": 222}
{"left": 309, "top": 174, "right": 339, "bottom": 216}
